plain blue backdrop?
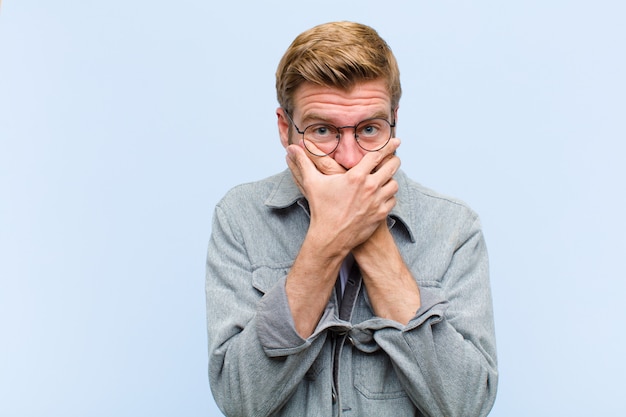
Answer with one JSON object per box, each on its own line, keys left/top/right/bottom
{"left": 1, "top": 1, "right": 625, "bottom": 416}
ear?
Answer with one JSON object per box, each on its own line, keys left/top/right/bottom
{"left": 276, "top": 108, "right": 290, "bottom": 149}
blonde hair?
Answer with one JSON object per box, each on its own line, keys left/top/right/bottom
{"left": 276, "top": 21, "right": 402, "bottom": 114}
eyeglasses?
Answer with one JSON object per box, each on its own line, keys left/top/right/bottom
{"left": 284, "top": 110, "right": 395, "bottom": 157}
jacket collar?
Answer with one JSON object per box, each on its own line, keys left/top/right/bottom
{"left": 264, "top": 169, "right": 416, "bottom": 242}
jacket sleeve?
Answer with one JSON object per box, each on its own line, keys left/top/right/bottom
{"left": 205, "top": 204, "right": 327, "bottom": 417}
{"left": 357, "top": 216, "right": 498, "bottom": 417}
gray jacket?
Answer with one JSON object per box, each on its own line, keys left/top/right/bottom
{"left": 206, "top": 169, "right": 497, "bottom": 417}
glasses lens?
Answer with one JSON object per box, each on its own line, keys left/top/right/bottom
{"left": 299, "top": 119, "right": 393, "bottom": 156}
{"left": 303, "top": 124, "right": 340, "bottom": 156}
{"left": 355, "top": 119, "right": 392, "bottom": 152}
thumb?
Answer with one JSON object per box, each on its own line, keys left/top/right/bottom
{"left": 286, "top": 143, "right": 316, "bottom": 191}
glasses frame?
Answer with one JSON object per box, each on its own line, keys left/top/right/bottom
{"left": 284, "top": 110, "right": 396, "bottom": 157}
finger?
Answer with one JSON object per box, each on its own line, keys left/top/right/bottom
{"left": 382, "top": 194, "right": 397, "bottom": 215}
{"left": 298, "top": 141, "right": 347, "bottom": 175}
{"left": 372, "top": 151, "right": 398, "bottom": 174}
{"left": 351, "top": 138, "right": 401, "bottom": 177}
{"left": 381, "top": 176, "right": 399, "bottom": 197}
{"left": 309, "top": 154, "right": 347, "bottom": 175}
{"left": 285, "top": 145, "right": 304, "bottom": 186}
{"left": 374, "top": 154, "right": 401, "bottom": 183}
{"left": 286, "top": 143, "right": 319, "bottom": 190}
{"left": 367, "top": 144, "right": 401, "bottom": 183}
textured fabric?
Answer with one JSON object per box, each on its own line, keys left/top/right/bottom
{"left": 206, "top": 169, "right": 498, "bottom": 417}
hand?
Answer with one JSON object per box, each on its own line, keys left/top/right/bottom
{"left": 285, "top": 138, "right": 401, "bottom": 256}
{"left": 294, "top": 141, "right": 347, "bottom": 175}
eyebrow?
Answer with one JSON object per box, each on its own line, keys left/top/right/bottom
{"left": 301, "top": 110, "right": 392, "bottom": 126}
{"left": 300, "top": 113, "right": 335, "bottom": 126}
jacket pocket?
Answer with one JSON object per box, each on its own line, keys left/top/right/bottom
{"left": 353, "top": 349, "right": 408, "bottom": 400}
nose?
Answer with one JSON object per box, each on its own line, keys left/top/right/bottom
{"left": 332, "top": 130, "right": 366, "bottom": 170}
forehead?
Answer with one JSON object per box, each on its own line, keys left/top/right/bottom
{"left": 293, "top": 79, "right": 392, "bottom": 123}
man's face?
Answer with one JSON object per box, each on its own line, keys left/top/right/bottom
{"left": 278, "top": 79, "right": 395, "bottom": 170}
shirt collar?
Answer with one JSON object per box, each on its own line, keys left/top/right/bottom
{"left": 264, "top": 169, "right": 416, "bottom": 243}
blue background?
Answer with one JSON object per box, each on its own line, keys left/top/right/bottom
{"left": 1, "top": 1, "right": 624, "bottom": 416}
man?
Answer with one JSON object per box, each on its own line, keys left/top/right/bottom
{"left": 206, "top": 21, "right": 497, "bottom": 417}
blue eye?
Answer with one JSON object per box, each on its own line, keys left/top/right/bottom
{"left": 314, "top": 126, "right": 329, "bottom": 135}
{"left": 358, "top": 122, "right": 383, "bottom": 138}
{"left": 306, "top": 124, "right": 338, "bottom": 141}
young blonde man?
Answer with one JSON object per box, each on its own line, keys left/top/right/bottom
{"left": 206, "top": 21, "right": 497, "bottom": 416}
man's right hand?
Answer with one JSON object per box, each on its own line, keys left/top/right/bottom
{"left": 285, "top": 138, "right": 401, "bottom": 257}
